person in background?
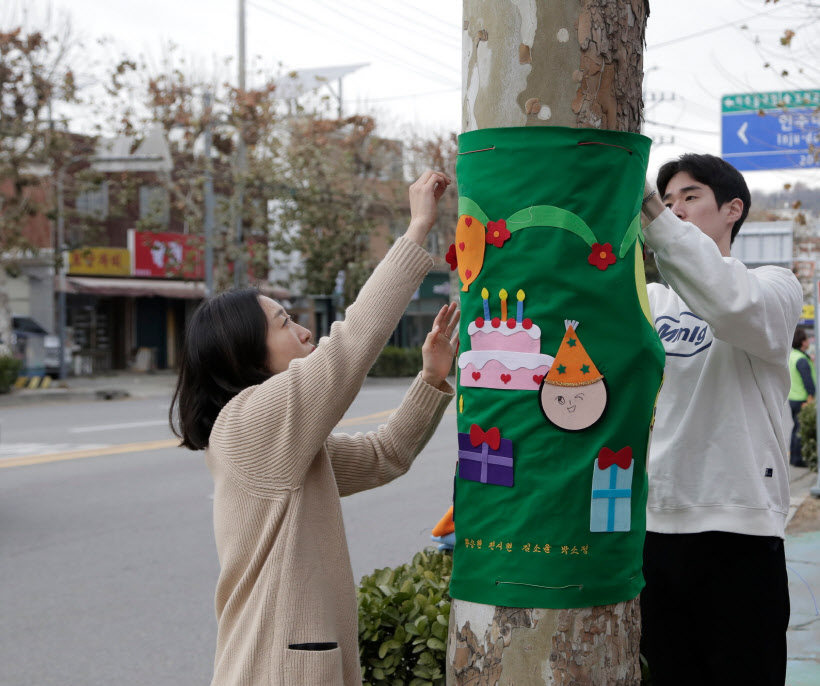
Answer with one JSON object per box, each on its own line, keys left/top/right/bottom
{"left": 170, "top": 171, "right": 458, "bottom": 686}
{"left": 789, "top": 326, "right": 815, "bottom": 468}
{"left": 639, "top": 153, "right": 802, "bottom": 686}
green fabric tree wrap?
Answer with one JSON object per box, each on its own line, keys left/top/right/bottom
{"left": 451, "top": 126, "right": 665, "bottom": 609}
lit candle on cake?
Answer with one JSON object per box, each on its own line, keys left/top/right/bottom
{"left": 517, "top": 289, "right": 525, "bottom": 323}
{"left": 481, "top": 288, "right": 491, "bottom": 320}
{"left": 500, "top": 289, "right": 508, "bottom": 321}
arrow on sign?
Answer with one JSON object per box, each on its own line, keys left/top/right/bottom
{"left": 737, "top": 122, "right": 749, "bottom": 145}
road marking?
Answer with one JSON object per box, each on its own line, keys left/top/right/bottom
{"left": 0, "top": 442, "right": 107, "bottom": 458}
{"left": 0, "top": 439, "right": 179, "bottom": 469}
{"left": 69, "top": 419, "right": 170, "bottom": 433}
{"left": 335, "top": 408, "right": 396, "bottom": 427}
{"left": 0, "top": 407, "right": 399, "bottom": 469}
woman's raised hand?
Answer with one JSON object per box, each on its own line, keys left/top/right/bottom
{"left": 421, "top": 302, "right": 460, "bottom": 388}
{"left": 405, "top": 170, "right": 452, "bottom": 246}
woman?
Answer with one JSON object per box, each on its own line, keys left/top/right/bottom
{"left": 171, "top": 170, "right": 458, "bottom": 685}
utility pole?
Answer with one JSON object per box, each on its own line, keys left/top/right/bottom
{"left": 234, "top": 0, "right": 248, "bottom": 288}
{"left": 449, "top": 2, "right": 648, "bottom": 684}
{"left": 56, "top": 168, "right": 67, "bottom": 380}
{"left": 203, "top": 92, "right": 216, "bottom": 297}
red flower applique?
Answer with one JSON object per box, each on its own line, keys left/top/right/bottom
{"left": 445, "top": 243, "right": 458, "bottom": 271}
{"left": 588, "top": 243, "right": 617, "bottom": 271}
{"left": 485, "top": 219, "right": 510, "bottom": 248}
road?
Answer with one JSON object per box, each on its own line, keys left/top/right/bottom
{"left": 0, "top": 378, "right": 458, "bottom": 686}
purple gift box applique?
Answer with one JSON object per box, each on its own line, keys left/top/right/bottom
{"left": 458, "top": 424, "right": 514, "bottom": 487}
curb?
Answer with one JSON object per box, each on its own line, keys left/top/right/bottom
{"left": 0, "top": 388, "right": 132, "bottom": 407}
{"left": 786, "top": 467, "right": 818, "bottom": 529}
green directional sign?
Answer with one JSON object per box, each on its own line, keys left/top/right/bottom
{"left": 722, "top": 89, "right": 820, "bottom": 113}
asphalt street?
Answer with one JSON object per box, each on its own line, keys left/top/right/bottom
{"left": 0, "top": 378, "right": 458, "bottom": 686}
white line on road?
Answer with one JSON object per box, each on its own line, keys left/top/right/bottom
{"left": 69, "top": 419, "right": 170, "bottom": 434}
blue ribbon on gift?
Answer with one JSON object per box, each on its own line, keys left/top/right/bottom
{"left": 458, "top": 442, "right": 513, "bottom": 483}
{"left": 592, "top": 466, "right": 631, "bottom": 532}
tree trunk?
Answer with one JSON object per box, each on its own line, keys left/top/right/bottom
{"left": 449, "top": 2, "right": 647, "bottom": 684}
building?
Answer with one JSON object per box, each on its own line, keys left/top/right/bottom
{"left": 56, "top": 128, "right": 292, "bottom": 374}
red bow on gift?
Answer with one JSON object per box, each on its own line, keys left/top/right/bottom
{"left": 470, "top": 424, "right": 501, "bottom": 451}
{"left": 598, "top": 446, "right": 633, "bottom": 470}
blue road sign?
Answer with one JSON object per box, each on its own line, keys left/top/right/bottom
{"left": 722, "top": 108, "right": 820, "bottom": 171}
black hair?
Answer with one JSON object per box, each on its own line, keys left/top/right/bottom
{"left": 793, "top": 326, "right": 808, "bottom": 351}
{"left": 170, "top": 288, "right": 272, "bottom": 450}
{"left": 656, "top": 153, "right": 751, "bottom": 244}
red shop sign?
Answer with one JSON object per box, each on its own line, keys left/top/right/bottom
{"left": 129, "top": 230, "right": 204, "bottom": 279}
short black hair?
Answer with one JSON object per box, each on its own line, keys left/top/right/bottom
{"left": 656, "top": 154, "right": 751, "bottom": 244}
{"left": 793, "top": 326, "right": 808, "bottom": 351}
{"left": 170, "top": 288, "right": 272, "bottom": 450}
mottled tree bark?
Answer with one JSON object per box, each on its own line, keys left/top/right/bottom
{"left": 451, "top": 2, "right": 647, "bottom": 684}
{"left": 462, "top": 0, "right": 646, "bottom": 133}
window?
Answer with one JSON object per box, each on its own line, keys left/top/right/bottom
{"left": 76, "top": 182, "right": 109, "bottom": 219}
{"left": 139, "top": 186, "right": 170, "bottom": 227}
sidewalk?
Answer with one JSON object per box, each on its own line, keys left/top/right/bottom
{"left": 0, "top": 371, "right": 415, "bottom": 407}
{"left": 0, "top": 370, "right": 178, "bottom": 406}
{"left": 785, "top": 466, "right": 820, "bottom": 686}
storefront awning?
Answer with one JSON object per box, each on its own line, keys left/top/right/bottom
{"left": 59, "top": 276, "right": 289, "bottom": 300}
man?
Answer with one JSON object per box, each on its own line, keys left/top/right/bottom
{"left": 639, "top": 154, "right": 802, "bottom": 686}
{"left": 789, "top": 326, "right": 815, "bottom": 467}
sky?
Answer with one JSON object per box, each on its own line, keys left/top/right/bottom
{"left": 7, "top": 0, "right": 820, "bottom": 194}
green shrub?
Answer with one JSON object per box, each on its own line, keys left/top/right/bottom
{"left": 0, "top": 356, "right": 22, "bottom": 394}
{"left": 368, "top": 346, "right": 423, "bottom": 377}
{"left": 798, "top": 400, "right": 818, "bottom": 471}
{"left": 357, "top": 550, "right": 452, "bottom": 686}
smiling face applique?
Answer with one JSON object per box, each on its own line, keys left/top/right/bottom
{"left": 539, "top": 320, "right": 608, "bottom": 431}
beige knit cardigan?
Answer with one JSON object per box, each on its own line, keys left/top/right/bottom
{"left": 205, "top": 237, "right": 454, "bottom": 685}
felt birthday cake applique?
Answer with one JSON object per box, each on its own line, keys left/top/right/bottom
{"left": 458, "top": 288, "right": 554, "bottom": 390}
{"left": 538, "top": 320, "right": 608, "bottom": 431}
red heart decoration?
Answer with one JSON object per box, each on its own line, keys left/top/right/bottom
{"left": 500, "top": 374, "right": 511, "bottom": 384}
{"left": 533, "top": 374, "right": 544, "bottom": 385}
{"left": 465, "top": 269, "right": 472, "bottom": 279}
{"left": 465, "top": 217, "right": 473, "bottom": 227}
{"left": 458, "top": 242, "right": 465, "bottom": 251}
{"left": 472, "top": 371, "right": 481, "bottom": 381}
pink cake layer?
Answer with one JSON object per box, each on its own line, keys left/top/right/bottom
{"left": 461, "top": 360, "right": 550, "bottom": 390}
{"left": 470, "top": 331, "right": 540, "bottom": 354}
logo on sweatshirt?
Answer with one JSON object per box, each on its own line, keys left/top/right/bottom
{"left": 654, "top": 311, "right": 712, "bottom": 357}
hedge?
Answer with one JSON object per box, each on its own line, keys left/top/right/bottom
{"left": 797, "top": 400, "right": 818, "bottom": 471}
{"left": 357, "top": 550, "right": 452, "bottom": 686}
{"left": 368, "top": 346, "right": 424, "bottom": 377}
{"left": 0, "top": 356, "right": 22, "bottom": 394}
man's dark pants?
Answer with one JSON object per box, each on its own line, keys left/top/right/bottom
{"left": 790, "top": 399, "right": 806, "bottom": 466}
{"left": 641, "top": 531, "right": 790, "bottom": 686}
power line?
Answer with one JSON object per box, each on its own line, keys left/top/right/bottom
{"left": 263, "top": 0, "right": 459, "bottom": 87}
{"left": 293, "top": 0, "right": 460, "bottom": 79}
{"left": 382, "top": 1, "right": 462, "bottom": 36}
{"left": 365, "top": 87, "right": 460, "bottom": 103}
{"left": 248, "top": 0, "right": 459, "bottom": 89}
{"left": 650, "top": 4, "right": 793, "bottom": 49}
{"left": 644, "top": 119, "right": 719, "bottom": 135}
{"left": 361, "top": 2, "right": 459, "bottom": 46}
